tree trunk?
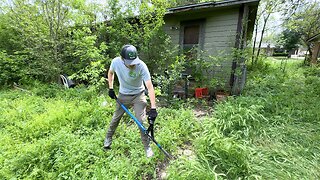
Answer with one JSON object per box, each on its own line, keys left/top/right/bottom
{"left": 255, "top": 13, "right": 270, "bottom": 64}
{"left": 304, "top": 45, "right": 313, "bottom": 65}
{"left": 311, "top": 42, "right": 320, "bottom": 64}
{"left": 251, "top": 22, "right": 258, "bottom": 65}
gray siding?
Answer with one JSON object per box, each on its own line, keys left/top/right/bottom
{"left": 164, "top": 8, "right": 239, "bottom": 56}
{"left": 204, "top": 9, "right": 239, "bottom": 56}
{"left": 163, "top": 7, "right": 240, "bottom": 90}
{"left": 163, "top": 19, "right": 180, "bottom": 45}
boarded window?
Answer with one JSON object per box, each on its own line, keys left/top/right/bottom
{"left": 183, "top": 25, "right": 200, "bottom": 45}
{"left": 180, "top": 20, "right": 204, "bottom": 74}
{"left": 182, "top": 24, "right": 201, "bottom": 63}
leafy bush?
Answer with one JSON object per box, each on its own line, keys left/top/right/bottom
{"left": 153, "top": 54, "right": 186, "bottom": 97}
{"left": 272, "top": 53, "right": 289, "bottom": 57}
{"left": 65, "top": 27, "right": 110, "bottom": 89}
{"left": 0, "top": 51, "right": 26, "bottom": 85}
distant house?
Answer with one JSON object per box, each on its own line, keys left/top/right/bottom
{"left": 257, "top": 42, "right": 276, "bottom": 56}
{"left": 163, "top": 0, "right": 260, "bottom": 95}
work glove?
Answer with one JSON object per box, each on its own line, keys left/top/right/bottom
{"left": 108, "top": 89, "right": 116, "bottom": 99}
{"left": 147, "top": 108, "right": 158, "bottom": 125}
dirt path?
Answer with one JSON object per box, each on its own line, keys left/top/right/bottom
{"left": 154, "top": 104, "right": 214, "bottom": 179}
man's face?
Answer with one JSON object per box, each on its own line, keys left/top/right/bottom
{"left": 121, "top": 57, "right": 136, "bottom": 69}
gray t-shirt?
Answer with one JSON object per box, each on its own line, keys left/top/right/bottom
{"left": 110, "top": 57, "right": 151, "bottom": 95}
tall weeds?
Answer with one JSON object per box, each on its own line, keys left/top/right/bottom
{"left": 0, "top": 84, "right": 201, "bottom": 179}
{"left": 1, "top": 59, "right": 319, "bottom": 179}
{"left": 167, "top": 59, "right": 320, "bottom": 179}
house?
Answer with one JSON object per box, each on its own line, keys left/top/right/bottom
{"left": 257, "top": 42, "right": 276, "bottom": 56}
{"left": 163, "top": 0, "right": 260, "bottom": 95}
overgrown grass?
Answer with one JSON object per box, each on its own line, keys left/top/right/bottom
{"left": 0, "top": 85, "right": 199, "bottom": 179}
{"left": 167, "top": 58, "right": 320, "bottom": 179}
{"left": 1, "top": 58, "right": 320, "bottom": 179}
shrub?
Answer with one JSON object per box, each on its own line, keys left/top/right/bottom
{"left": 0, "top": 51, "right": 25, "bottom": 85}
{"left": 272, "top": 53, "right": 289, "bottom": 57}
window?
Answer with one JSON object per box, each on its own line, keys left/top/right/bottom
{"left": 180, "top": 20, "right": 205, "bottom": 66}
{"left": 184, "top": 25, "right": 200, "bottom": 45}
{"left": 180, "top": 19, "right": 205, "bottom": 56}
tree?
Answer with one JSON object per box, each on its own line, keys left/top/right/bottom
{"left": 0, "top": 0, "right": 54, "bottom": 82}
{"left": 252, "top": 0, "right": 284, "bottom": 65}
{"left": 0, "top": 0, "right": 107, "bottom": 84}
{"left": 102, "top": 0, "right": 179, "bottom": 74}
{"left": 286, "top": 1, "right": 320, "bottom": 64}
{"left": 277, "top": 29, "right": 301, "bottom": 56}
{"left": 0, "top": 0, "right": 194, "bottom": 89}
{"left": 252, "top": 0, "right": 306, "bottom": 65}
{"left": 172, "top": 0, "right": 200, "bottom": 6}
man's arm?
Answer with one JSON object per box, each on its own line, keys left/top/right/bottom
{"left": 108, "top": 69, "right": 114, "bottom": 89}
{"left": 144, "top": 80, "right": 156, "bottom": 109}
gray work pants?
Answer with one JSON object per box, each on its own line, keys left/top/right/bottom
{"left": 105, "top": 92, "right": 150, "bottom": 149}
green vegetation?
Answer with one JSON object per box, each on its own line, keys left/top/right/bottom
{"left": 1, "top": 58, "right": 319, "bottom": 179}
{"left": 0, "top": 0, "right": 180, "bottom": 88}
{"left": 0, "top": 0, "right": 318, "bottom": 178}
{"left": 167, "top": 58, "right": 320, "bottom": 179}
{"left": 0, "top": 84, "right": 199, "bottom": 179}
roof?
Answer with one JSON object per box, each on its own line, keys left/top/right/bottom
{"left": 166, "top": 0, "right": 260, "bottom": 14}
{"left": 258, "top": 43, "right": 276, "bottom": 48}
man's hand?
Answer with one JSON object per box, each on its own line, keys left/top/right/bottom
{"left": 148, "top": 108, "right": 158, "bottom": 125}
{"left": 108, "top": 89, "right": 116, "bottom": 99}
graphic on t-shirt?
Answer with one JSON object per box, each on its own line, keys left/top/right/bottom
{"left": 129, "top": 70, "right": 137, "bottom": 78}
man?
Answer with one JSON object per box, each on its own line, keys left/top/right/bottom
{"left": 104, "top": 44, "right": 158, "bottom": 158}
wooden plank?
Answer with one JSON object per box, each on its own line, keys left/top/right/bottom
{"left": 204, "top": 40, "right": 235, "bottom": 45}
{"left": 204, "top": 41, "right": 233, "bottom": 47}
{"left": 205, "top": 10, "right": 239, "bottom": 22}
{"left": 203, "top": 46, "right": 233, "bottom": 54}
{"left": 206, "top": 15, "right": 239, "bottom": 23}
{"left": 206, "top": 22, "right": 238, "bottom": 28}
{"left": 206, "top": 31, "right": 236, "bottom": 39}
{"left": 205, "top": 24, "right": 237, "bottom": 33}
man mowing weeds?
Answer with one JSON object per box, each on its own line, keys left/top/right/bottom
{"left": 104, "top": 44, "right": 158, "bottom": 158}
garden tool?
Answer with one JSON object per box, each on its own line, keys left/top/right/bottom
{"left": 114, "top": 97, "right": 172, "bottom": 159}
